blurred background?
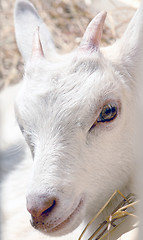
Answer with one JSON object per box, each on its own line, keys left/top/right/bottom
{"left": 0, "top": 0, "right": 141, "bottom": 89}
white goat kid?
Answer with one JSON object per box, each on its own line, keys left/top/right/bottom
{"left": 2, "top": 0, "right": 143, "bottom": 239}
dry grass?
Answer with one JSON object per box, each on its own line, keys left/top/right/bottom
{"left": 0, "top": 0, "right": 137, "bottom": 90}
{"left": 78, "top": 190, "right": 137, "bottom": 240}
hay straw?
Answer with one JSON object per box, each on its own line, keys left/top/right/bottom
{"left": 78, "top": 190, "right": 137, "bottom": 240}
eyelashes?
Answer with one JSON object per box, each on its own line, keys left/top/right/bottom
{"left": 89, "top": 102, "right": 118, "bottom": 131}
{"left": 97, "top": 103, "right": 117, "bottom": 123}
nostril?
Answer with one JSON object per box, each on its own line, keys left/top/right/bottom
{"left": 27, "top": 196, "right": 57, "bottom": 219}
{"left": 41, "top": 199, "right": 56, "bottom": 216}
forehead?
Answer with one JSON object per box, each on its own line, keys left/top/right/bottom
{"left": 25, "top": 52, "right": 118, "bottom": 88}
{"left": 16, "top": 53, "right": 121, "bottom": 119}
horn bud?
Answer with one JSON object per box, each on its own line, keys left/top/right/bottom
{"left": 80, "top": 11, "right": 107, "bottom": 51}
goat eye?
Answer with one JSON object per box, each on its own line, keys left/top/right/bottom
{"left": 98, "top": 103, "right": 117, "bottom": 122}
{"left": 89, "top": 103, "right": 118, "bottom": 132}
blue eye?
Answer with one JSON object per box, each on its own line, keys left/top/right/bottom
{"left": 97, "top": 104, "right": 117, "bottom": 122}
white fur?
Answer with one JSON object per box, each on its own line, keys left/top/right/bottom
{"left": 1, "top": 0, "right": 143, "bottom": 239}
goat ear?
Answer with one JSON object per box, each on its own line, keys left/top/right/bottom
{"left": 14, "top": 0, "right": 55, "bottom": 62}
{"left": 107, "top": 2, "right": 143, "bottom": 80}
{"left": 79, "top": 11, "right": 107, "bottom": 51}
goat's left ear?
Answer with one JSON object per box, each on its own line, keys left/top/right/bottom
{"left": 107, "top": 1, "right": 143, "bottom": 81}
{"left": 14, "top": 0, "right": 56, "bottom": 62}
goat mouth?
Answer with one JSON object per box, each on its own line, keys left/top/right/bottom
{"left": 31, "top": 198, "right": 84, "bottom": 234}
{"left": 49, "top": 198, "right": 84, "bottom": 233}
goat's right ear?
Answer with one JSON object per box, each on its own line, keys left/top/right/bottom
{"left": 14, "top": 0, "right": 55, "bottom": 62}
{"left": 104, "top": 1, "right": 143, "bottom": 83}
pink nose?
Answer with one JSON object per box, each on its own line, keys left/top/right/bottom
{"left": 26, "top": 194, "right": 57, "bottom": 219}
